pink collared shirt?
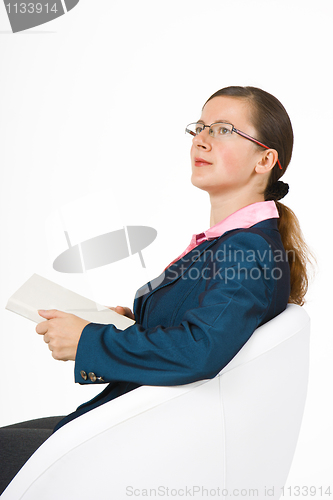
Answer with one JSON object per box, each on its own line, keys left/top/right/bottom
{"left": 164, "top": 201, "right": 279, "bottom": 270}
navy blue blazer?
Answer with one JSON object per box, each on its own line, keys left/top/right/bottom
{"left": 54, "top": 218, "right": 290, "bottom": 431}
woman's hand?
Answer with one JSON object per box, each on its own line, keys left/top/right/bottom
{"left": 109, "top": 306, "right": 135, "bottom": 321}
{"left": 36, "top": 310, "right": 90, "bottom": 361}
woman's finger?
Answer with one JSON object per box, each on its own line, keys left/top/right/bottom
{"left": 38, "top": 309, "right": 68, "bottom": 319}
{"left": 108, "top": 306, "right": 135, "bottom": 320}
{"left": 116, "top": 306, "right": 135, "bottom": 319}
{"left": 36, "top": 320, "right": 49, "bottom": 335}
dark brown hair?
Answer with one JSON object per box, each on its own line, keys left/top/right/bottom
{"left": 205, "top": 86, "right": 312, "bottom": 305}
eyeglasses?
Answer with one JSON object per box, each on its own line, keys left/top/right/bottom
{"left": 185, "top": 121, "right": 282, "bottom": 170}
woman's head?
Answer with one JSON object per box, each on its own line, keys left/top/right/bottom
{"left": 202, "top": 86, "right": 294, "bottom": 200}
{"left": 190, "top": 95, "right": 279, "bottom": 199}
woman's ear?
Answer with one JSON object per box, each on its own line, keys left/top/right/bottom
{"left": 255, "top": 149, "right": 279, "bottom": 174}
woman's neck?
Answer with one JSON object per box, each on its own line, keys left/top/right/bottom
{"left": 209, "top": 191, "right": 265, "bottom": 227}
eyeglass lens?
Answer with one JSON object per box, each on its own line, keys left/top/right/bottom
{"left": 186, "top": 122, "right": 233, "bottom": 138}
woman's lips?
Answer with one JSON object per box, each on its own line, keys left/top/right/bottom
{"left": 194, "top": 157, "right": 212, "bottom": 167}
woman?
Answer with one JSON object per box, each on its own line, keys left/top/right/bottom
{"left": 0, "top": 86, "right": 311, "bottom": 492}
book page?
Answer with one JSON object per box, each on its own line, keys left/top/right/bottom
{"left": 5, "top": 274, "right": 135, "bottom": 330}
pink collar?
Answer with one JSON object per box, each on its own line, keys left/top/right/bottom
{"left": 164, "top": 201, "right": 279, "bottom": 270}
{"left": 196, "top": 200, "right": 278, "bottom": 244}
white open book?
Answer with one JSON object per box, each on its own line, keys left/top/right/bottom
{"left": 5, "top": 274, "right": 135, "bottom": 329}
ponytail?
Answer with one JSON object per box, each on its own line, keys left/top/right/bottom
{"left": 275, "top": 202, "right": 312, "bottom": 306}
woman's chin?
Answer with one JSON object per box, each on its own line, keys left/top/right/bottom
{"left": 191, "top": 173, "right": 222, "bottom": 193}
{"left": 191, "top": 172, "right": 209, "bottom": 188}
{"left": 191, "top": 175, "right": 209, "bottom": 191}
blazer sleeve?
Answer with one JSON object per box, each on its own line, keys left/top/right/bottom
{"left": 74, "top": 231, "right": 285, "bottom": 387}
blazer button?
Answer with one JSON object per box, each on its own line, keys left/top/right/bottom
{"left": 80, "top": 370, "right": 87, "bottom": 381}
{"left": 88, "top": 372, "right": 97, "bottom": 382}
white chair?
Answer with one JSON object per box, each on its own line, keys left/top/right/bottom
{"left": 1, "top": 304, "right": 310, "bottom": 500}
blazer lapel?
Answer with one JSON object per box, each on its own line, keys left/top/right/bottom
{"left": 134, "top": 238, "right": 219, "bottom": 320}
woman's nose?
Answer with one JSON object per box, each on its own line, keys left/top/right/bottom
{"left": 192, "top": 129, "right": 212, "bottom": 150}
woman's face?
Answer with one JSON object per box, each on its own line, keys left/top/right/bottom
{"left": 190, "top": 96, "right": 264, "bottom": 196}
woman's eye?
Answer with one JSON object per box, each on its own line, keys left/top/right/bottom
{"left": 195, "top": 126, "right": 204, "bottom": 134}
{"left": 218, "top": 127, "right": 230, "bottom": 135}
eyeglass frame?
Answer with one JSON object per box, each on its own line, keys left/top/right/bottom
{"left": 185, "top": 121, "right": 282, "bottom": 170}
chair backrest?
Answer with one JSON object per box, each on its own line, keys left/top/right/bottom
{"left": 217, "top": 303, "right": 310, "bottom": 496}
{"left": 1, "top": 304, "right": 310, "bottom": 500}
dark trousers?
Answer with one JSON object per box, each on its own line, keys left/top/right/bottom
{"left": 0, "top": 416, "right": 64, "bottom": 495}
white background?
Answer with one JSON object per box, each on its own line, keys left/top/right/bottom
{"left": 0, "top": 0, "right": 331, "bottom": 495}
